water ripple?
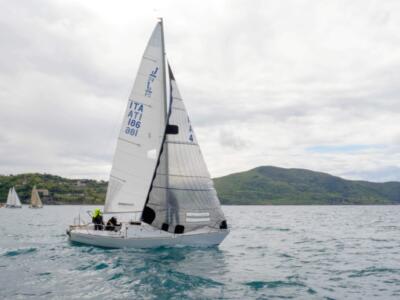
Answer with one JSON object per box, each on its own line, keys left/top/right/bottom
{"left": 349, "top": 267, "right": 400, "bottom": 278}
{"left": 3, "top": 247, "right": 37, "bottom": 257}
{"left": 1, "top": 205, "right": 400, "bottom": 299}
{"left": 245, "top": 280, "right": 306, "bottom": 290}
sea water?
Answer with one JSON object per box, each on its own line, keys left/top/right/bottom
{"left": 0, "top": 205, "right": 400, "bottom": 299}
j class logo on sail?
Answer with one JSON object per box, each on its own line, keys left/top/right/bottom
{"left": 125, "top": 100, "right": 144, "bottom": 137}
{"left": 145, "top": 67, "right": 159, "bottom": 97}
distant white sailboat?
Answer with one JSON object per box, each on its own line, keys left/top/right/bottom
{"left": 67, "top": 20, "right": 229, "bottom": 248}
{"left": 29, "top": 185, "right": 43, "bottom": 208}
{"left": 6, "top": 187, "right": 22, "bottom": 208}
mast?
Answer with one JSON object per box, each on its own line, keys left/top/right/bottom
{"left": 141, "top": 19, "right": 171, "bottom": 223}
{"left": 160, "top": 18, "right": 168, "bottom": 124}
{"left": 159, "top": 18, "right": 169, "bottom": 195}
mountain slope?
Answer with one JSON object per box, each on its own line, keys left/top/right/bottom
{"left": 1, "top": 167, "right": 399, "bottom": 205}
{"left": 213, "top": 166, "right": 400, "bottom": 205}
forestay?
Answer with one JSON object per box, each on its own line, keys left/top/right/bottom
{"left": 104, "top": 23, "right": 166, "bottom": 214}
{"left": 143, "top": 65, "right": 226, "bottom": 233}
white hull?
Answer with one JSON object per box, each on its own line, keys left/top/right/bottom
{"left": 6, "top": 205, "right": 22, "bottom": 208}
{"left": 68, "top": 223, "right": 229, "bottom": 249}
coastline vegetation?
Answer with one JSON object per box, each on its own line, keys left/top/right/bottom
{"left": 1, "top": 166, "right": 399, "bottom": 205}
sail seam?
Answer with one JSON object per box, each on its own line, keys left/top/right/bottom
{"left": 166, "top": 141, "right": 199, "bottom": 146}
{"left": 128, "top": 98, "right": 152, "bottom": 108}
{"left": 110, "top": 175, "right": 126, "bottom": 183}
{"left": 118, "top": 138, "right": 141, "bottom": 147}
{"left": 151, "top": 186, "right": 214, "bottom": 192}
{"left": 143, "top": 55, "right": 157, "bottom": 62}
{"left": 154, "top": 173, "right": 211, "bottom": 179}
{"left": 111, "top": 168, "right": 150, "bottom": 183}
{"left": 171, "top": 106, "right": 185, "bottom": 111}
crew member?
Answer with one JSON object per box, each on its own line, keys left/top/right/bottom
{"left": 105, "top": 216, "right": 121, "bottom": 231}
{"left": 92, "top": 208, "right": 104, "bottom": 230}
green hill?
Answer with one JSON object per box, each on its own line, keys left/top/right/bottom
{"left": 1, "top": 167, "right": 399, "bottom": 205}
{"left": 0, "top": 173, "right": 107, "bottom": 205}
{"left": 214, "top": 166, "right": 400, "bottom": 205}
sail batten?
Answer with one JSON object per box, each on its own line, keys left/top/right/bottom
{"left": 152, "top": 186, "right": 214, "bottom": 192}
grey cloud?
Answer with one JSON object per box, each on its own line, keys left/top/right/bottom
{"left": 0, "top": 0, "right": 399, "bottom": 181}
{"left": 341, "top": 166, "right": 400, "bottom": 182}
{"left": 0, "top": 0, "right": 127, "bottom": 97}
{"left": 218, "top": 129, "right": 249, "bottom": 150}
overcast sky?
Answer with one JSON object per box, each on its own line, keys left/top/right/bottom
{"left": 0, "top": 0, "right": 399, "bottom": 182}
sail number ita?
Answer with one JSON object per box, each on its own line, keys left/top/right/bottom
{"left": 125, "top": 100, "right": 144, "bottom": 136}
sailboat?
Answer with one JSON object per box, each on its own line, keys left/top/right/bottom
{"left": 6, "top": 187, "right": 22, "bottom": 208}
{"left": 67, "top": 20, "right": 229, "bottom": 248}
{"left": 29, "top": 185, "right": 43, "bottom": 208}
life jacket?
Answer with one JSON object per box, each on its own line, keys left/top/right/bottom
{"left": 92, "top": 208, "right": 102, "bottom": 218}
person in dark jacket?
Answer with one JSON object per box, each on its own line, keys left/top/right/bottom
{"left": 105, "top": 217, "right": 121, "bottom": 231}
{"left": 92, "top": 208, "right": 104, "bottom": 230}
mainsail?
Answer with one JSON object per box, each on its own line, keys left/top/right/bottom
{"left": 6, "top": 188, "right": 12, "bottom": 206}
{"left": 104, "top": 22, "right": 167, "bottom": 214}
{"left": 30, "top": 186, "right": 43, "bottom": 208}
{"left": 143, "top": 65, "right": 227, "bottom": 233}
